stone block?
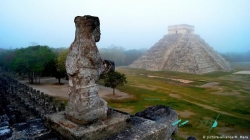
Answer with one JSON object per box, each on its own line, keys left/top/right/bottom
{"left": 107, "top": 105, "right": 178, "bottom": 140}
{"left": 44, "top": 109, "right": 130, "bottom": 140}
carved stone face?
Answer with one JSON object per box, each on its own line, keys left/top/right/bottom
{"left": 74, "top": 15, "right": 101, "bottom": 42}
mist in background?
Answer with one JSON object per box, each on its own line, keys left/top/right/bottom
{"left": 0, "top": 0, "right": 249, "bottom": 53}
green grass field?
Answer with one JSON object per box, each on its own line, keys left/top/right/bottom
{"left": 102, "top": 63, "right": 250, "bottom": 139}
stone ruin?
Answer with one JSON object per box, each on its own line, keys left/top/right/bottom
{"left": 130, "top": 24, "right": 232, "bottom": 74}
{"left": 0, "top": 74, "right": 63, "bottom": 139}
{"left": 44, "top": 15, "right": 178, "bottom": 140}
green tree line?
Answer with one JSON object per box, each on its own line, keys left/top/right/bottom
{"left": 99, "top": 45, "right": 147, "bottom": 66}
{"left": 0, "top": 45, "right": 69, "bottom": 84}
{"left": 0, "top": 45, "right": 146, "bottom": 84}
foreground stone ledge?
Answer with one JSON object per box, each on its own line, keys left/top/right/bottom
{"left": 107, "top": 106, "right": 178, "bottom": 140}
{"left": 44, "top": 109, "right": 130, "bottom": 140}
{"left": 108, "top": 117, "right": 168, "bottom": 140}
{"left": 45, "top": 106, "right": 178, "bottom": 140}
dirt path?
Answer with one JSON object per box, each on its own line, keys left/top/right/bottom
{"left": 233, "top": 71, "right": 250, "bottom": 74}
{"left": 20, "top": 77, "right": 131, "bottom": 100}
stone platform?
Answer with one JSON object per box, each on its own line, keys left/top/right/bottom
{"left": 45, "top": 105, "right": 178, "bottom": 140}
{"left": 44, "top": 109, "right": 130, "bottom": 140}
{"left": 108, "top": 106, "right": 178, "bottom": 140}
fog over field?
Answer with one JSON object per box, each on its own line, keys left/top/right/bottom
{"left": 0, "top": 0, "right": 249, "bottom": 53}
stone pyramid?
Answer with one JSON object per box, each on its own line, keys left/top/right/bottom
{"left": 129, "top": 24, "right": 232, "bottom": 74}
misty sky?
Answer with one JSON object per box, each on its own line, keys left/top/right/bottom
{"left": 0, "top": 0, "right": 249, "bottom": 53}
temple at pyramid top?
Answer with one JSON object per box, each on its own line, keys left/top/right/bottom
{"left": 168, "top": 24, "right": 194, "bottom": 34}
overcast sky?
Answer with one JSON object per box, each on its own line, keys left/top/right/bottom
{"left": 0, "top": 0, "right": 249, "bottom": 53}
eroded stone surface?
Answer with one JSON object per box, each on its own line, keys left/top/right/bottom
{"left": 65, "top": 15, "right": 112, "bottom": 124}
{"left": 45, "top": 110, "right": 130, "bottom": 140}
{"left": 107, "top": 105, "right": 178, "bottom": 140}
{"left": 45, "top": 106, "right": 178, "bottom": 140}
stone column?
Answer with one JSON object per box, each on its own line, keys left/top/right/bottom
{"left": 65, "top": 15, "right": 112, "bottom": 124}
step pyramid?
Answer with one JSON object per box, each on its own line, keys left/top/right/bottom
{"left": 129, "top": 24, "right": 232, "bottom": 74}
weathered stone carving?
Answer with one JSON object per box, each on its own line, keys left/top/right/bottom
{"left": 65, "top": 15, "right": 111, "bottom": 124}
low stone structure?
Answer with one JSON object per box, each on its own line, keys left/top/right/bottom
{"left": 0, "top": 74, "right": 61, "bottom": 139}
{"left": 45, "top": 106, "right": 178, "bottom": 140}
{"left": 130, "top": 24, "right": 232, "bottom": 74}
{"left": 45, "top": 109, "right": 129, "bottom": 140}
{"left": 108, "top": 105, "right": 178, "bottom": 140}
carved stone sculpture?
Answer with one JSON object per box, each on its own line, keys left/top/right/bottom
{"left": 65, "top": 15, "right": 111, "bottom": 124}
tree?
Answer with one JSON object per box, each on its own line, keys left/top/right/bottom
{"left": 55, "top": 49, "right": 69, "bottom": 84}
{"left": 103, "top": 71, "right": 127, "bottom": 95}
{"left": 12, "top": 45, "right": 56, "bottom": 83}
{"left": 99, "top": 46, "right": 148, "bottom": 66}
{"left": 99, "top": 45, "right": 126, "bottom": 66}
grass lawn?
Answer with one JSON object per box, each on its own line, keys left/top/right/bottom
{"left": 102, "top": 63, "right": 250, "bottom": 139}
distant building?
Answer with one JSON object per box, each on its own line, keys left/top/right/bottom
{"left": 168, "top": 24, "right": 194, "bottom": 34}
{"left": 130, "top": 24, "right": 232, "bottom": 74}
